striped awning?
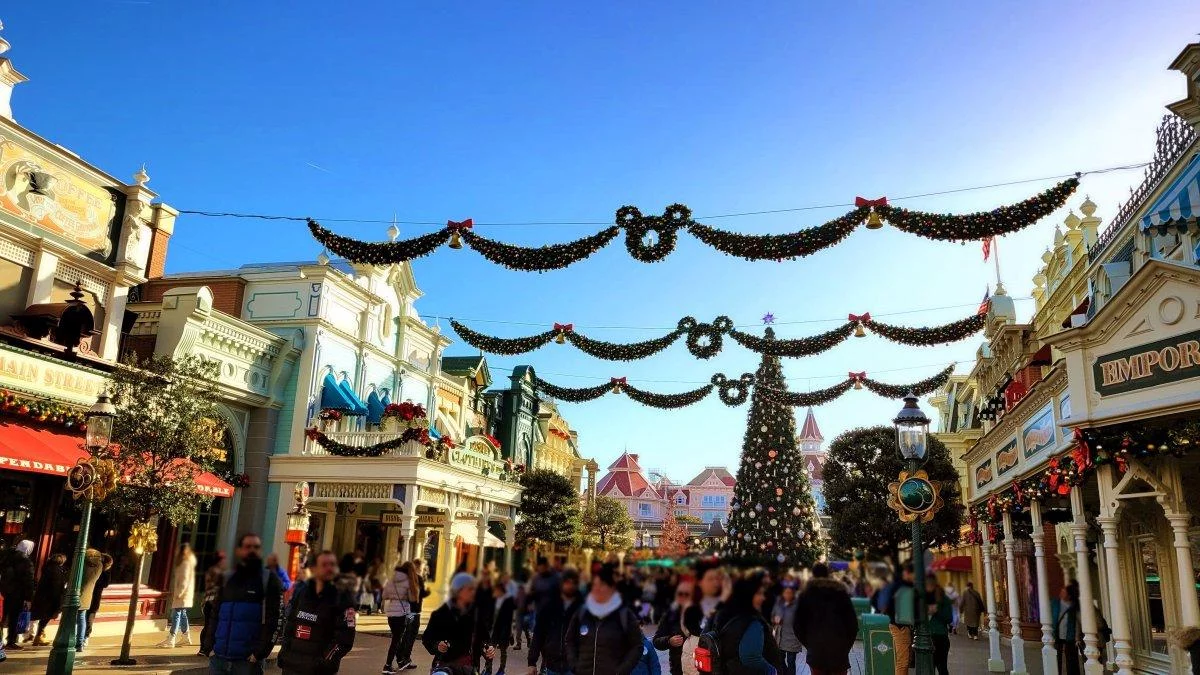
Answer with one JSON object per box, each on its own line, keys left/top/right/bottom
{"left": 1141, "top": 152, "right": 1200, "bottom": 232}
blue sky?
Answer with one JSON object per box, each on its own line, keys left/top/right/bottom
{"left": 3, "top": 3, "right": 1198, "bottom": 481}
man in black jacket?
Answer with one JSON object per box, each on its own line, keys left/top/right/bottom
{"left": 278, "top": 551, "right": 356, "bottom": 675}
{"left": 423, "top": 572, "right": 496, "bottom": 673}
{"left": 652, "top": 578, "right": 691, "bottom": 675}
{"left": 793, "top": 563, "right": 858, "bottom": 675}
{"left": 526, "top": 567, "right": 584, "bottom": 675}
{"left": 201, "top": 533, "right": 284, "bottom": 674}
{"left": 565, "top": 564, "right": 642, "bottom": 675}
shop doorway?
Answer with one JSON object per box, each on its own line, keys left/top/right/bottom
{"left": 355, "top": 519, "right": 383, "bottom": 564}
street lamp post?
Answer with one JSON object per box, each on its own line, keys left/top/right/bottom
{"left": 47, "top": 391, "right": 116, "bottom": 675}
{"left": 894, "top": 391, "right": 934, "bottom": 675}
{"left": 284, "top": 482, "right": 311, "bottom": 582}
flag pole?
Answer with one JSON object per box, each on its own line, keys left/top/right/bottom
{"left": 993, "top": 236, "right": 1004, "bottom": 294}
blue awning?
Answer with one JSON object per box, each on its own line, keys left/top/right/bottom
{"left": 366, "top": 390, "right": 384, "bottom": 425}
{"left": 380, "top": 390, "right": 391, "bottom": 407}
{"left": 1142, "top": 152, "right": 1200, "bottom": 232}
{"left": 428, "top": 427, "right": 441, "bottom": 440}
{"left": 337, "top": 378, "right": 368, "bottom": 415}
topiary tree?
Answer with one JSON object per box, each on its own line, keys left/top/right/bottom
{"left": 723, "top": 328, "right": 822, "bottom": 568}
{"left": 517, "top": 469, "right": 581, "bottom": 550}
{"left": 822, "top": 425, "right": 964, "bottom": 568}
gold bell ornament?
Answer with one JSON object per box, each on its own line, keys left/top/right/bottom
{"left": 610, "top": 377, "right": 626, "bottom": 395}
{"left": 554, "top": 323, "right": 573, "bottom": 344}
{"left": 850, "top": 372, "right": 865, "bottom": 390}
{"left": 855, "top": 196, "right": 888, "bottom": 230}
{"left": 447, "top": 218, "right": 473, "bottom": 250}
{"left": 848, "top": 313, "right": 870, "bottom": 338}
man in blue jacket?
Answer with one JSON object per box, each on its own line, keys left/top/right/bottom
{"left": 202, "top": 533, "right": 284, "bottom": 674}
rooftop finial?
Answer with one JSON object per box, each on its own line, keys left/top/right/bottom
{"left": 387, "top": 214, "right": 399, "bottom": 242}
{"left": 133, "top": 164, "right": 150, "bottom": 186}
{"left": 0, "top": 20, "right": 9, "bottom": 57}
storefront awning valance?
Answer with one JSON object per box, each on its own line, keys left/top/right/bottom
{"left": 366, "top": 390, "right": 385, "bottom": 425}
{"left": 0, "top": 424, "right": 87, "bottom": 477}
{"left": 319, "top": 372, "right": 366, "bottom": 415}
{"left": 450, "top": 520, "right": 505, "bottom": 548}
{"left": 931, "top": 555, "right": 973, "bottom": 572}
{"left": 1141, "top": 152, "right": 1200, "bottom": 232}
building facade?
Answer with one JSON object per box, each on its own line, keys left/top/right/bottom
{"left": 963, "top": 41, "right": 1200, "bottom": 675}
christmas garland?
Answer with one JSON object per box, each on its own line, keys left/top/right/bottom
{"left": 304, "top": 426, "right": 434, "bottom": 457}
{"left": 860, "top": 364, "right": 955, "bottom": 399}
{"left": 530, "top": 375, "right": 611, "bottom": 403}
{"left": 685, "top": 207, "right": 869, "bottom": 261}
{"left": 307, "top": 180, "right": 1079, "bottom": 268}
{"left": 0, "top": 389, "right": 89, "bottom": 429}
{"left": 875, "top": 177, "right": 1079, "bottom": 241}
{"left": 757, "top": 379, "right": 855, "bottom": 407}
{"left": 624, "top": 381, "right": 714, "bottom": 409}
{"left": 451, "top": 311, "right": 983, "bottom": 362}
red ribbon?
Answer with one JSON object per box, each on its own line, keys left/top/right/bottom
{"left": 611, "top": 377, "right": 627, "bottom": 386}
{"left": 848, "top": 313, "right": 871, "bottom": 323}
{"left": 987, "top": 494, "right": 997, "bottom": 520}
{"left": 553, "top": 323, "right": 574, "bottom": 333}
{"left": 848, "top": 371, "right": 866, "bottom": 381}
{"left": 1072, "top": 428, "right": 1093, "bottom": 474}
{"left": 447, "top": 218, "right": 474, "bottom": 231}
{"left": 1012, "top": 481, "right": 1024, "bottom": 505}
{"left": 855, "top": 196, "right": 888, "bottom": 208}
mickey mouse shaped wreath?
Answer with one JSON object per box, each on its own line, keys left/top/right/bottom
{"left": 712, "top": 372, "right": 755, "bottom": 406}
{"left": 685, "top": 315, "right": 734, "bottom": 359}
{"left": 619, "top": 203, "right": 692, "bottom": 262}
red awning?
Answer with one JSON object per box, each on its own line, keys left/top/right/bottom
{"left": 931, "top": 555, "right": 973, "bottom": 572}
{"left": 0, "top": 424, "right": 233, "bottom": 497}
{"left": 0, "top": 424, "right": 88, "bottom": 477}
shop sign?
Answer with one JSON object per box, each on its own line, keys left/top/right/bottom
{"left": 1093, "top": 329, "right": 1200, "bottom": 396}
{"left": 0, "top": 348, "right": 107, "bottom": 405}
{"left": 995, "top": 438, "right": 1019, "bottom": 477}
{"left": 1022, "top": 404, "right": 1056, "bottom": 460}
{"left": 379, "top": 510, "right": 404, "bottom": 527}
{"left": 0, "top": 135, "right": 121, "bottom": 263}
{"left": 415, "top": 513, "right": 446, "bottom": 528}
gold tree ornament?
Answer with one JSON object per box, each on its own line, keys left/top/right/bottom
{"left": 886, "top": 469, "right": 945, "bottom": 524}
{"left": 128, "top": 521, "right": 158, "bottom": 555}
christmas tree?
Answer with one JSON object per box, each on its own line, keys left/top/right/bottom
{"left": 658, "top": 512, "right": 690, "bottom": 559}
{"left": 723, "top": 327, "right": 822, "bottom": 568}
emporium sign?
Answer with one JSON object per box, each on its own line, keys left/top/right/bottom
{"left": 1093, "top": 329, "right": 1200, "bottom": 397}
{"left": 0, "top": 348, "right": 106, "bottom": 405}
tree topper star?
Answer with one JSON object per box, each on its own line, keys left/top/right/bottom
{"left": 762, "top": 312, "right": 775, "bottom": 325}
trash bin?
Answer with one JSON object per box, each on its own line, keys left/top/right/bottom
{"left": 851, "top": 597, "right": 871, "bottom": 635}
{"left": 859, "top": 613, "right": 895, "bottom": 675}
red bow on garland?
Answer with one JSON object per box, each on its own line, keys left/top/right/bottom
{"left": 848, "top": 313, "right": 871, "bottom": 323}
{"left": 553, "top": 323, "right": 574, "bottom": 333}
{"left": 987, "top": 494, "right": 998, "bottom": 521}
{"left": 1012, "top": 480, "right": 1024, "bottom": 506}
{"left": 855, "top": 196, "right": 888, "bottom": 208}
{"left": 447, "top": 218, "right": 474, "bottom": 231}
{"left": 610, "top": 377, "right": 627, "bottom": 393}
{"left": 848, "top": 371, "right": 866, "bottom": 381}
{"left": 1072, "top": 428, "right": 1093, "bottom": 474}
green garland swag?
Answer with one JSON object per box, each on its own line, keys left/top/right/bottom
{"left": 306, "top": 179, "right": 1078, "bottom": 268}
{"left": 305, "top": 426, "right": 431, "bottom": 457}
{"left": 864, "top": 313, "right": 986, "bottom": 346}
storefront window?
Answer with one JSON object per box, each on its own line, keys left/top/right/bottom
{"left": 1138, "top": 538, "right": 1169, "bottom": 655}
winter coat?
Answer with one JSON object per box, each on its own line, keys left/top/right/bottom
{"left": 528, "top": 570, "right": 561, "bottom": 612}
{"left": 381, "top": 570, "right": 414, "bottom": 617}
{"left": 201, "top": 559, "right": 284, "bottom": 662}
{"left": 277, "top": 578, "right": 356, "bottom": 675}
{"left": 927, "top": 594, "right": 954, "bottom": 636}
{"left": 170, "top": 553, "right": 197, "bottom": 609}
{"left": 681, "top": 599, "right": 722, "bottom": 675}
{"left": 422, "top": 601, "right": 484, "bottom": 667}
{"left": 631, "top": 634, "right": 663, "bottom": 675}
{"left": 77, "top": 549, "right": 105, "bottom": 610}
{"left": 1170, "top": 626, "right": 1200, "bottom": 675}
{"left": 715, "top": 608, "right": 784, "bottom": 675}
{"left": 489, "top": 595, "right": 516, "bottom": 647}
{"left": 652, "top": 604, "right": 686, "bottom": 675}
{"left": 0, "top": 547, "right": 35, "bottom": 602}
{"left": 30, "top": 559, "right": 67, "bottom": 621}
{"left": 527, "top": 593, "right": 584, "bottom": 672}
{"left": 565, "top": 599, "right": 643, "bottom": 675}
{"left": 203, "top": 563, "right": 225, "bottom": 603}
{"left": 793, "top": 578, "right": 857, "bottom": 671}
{"left": 413, "top": 574, "right": 430, "bottom": 613}
{"left": 959, "top": 587, "right": 984, "bottom": 629}
{"left": 271, "top": 564, "right": 293, "bottom": 592}
{"left": 88, "top": 568, "right": 111, "bottom": 614}
{"left": 771, "top": 597, "right": 802, "bottom": 653}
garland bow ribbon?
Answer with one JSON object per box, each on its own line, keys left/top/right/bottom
{"left": 553, "top": 322, "right": 574, "bottom": 344}
{"left": 1072, "top": 428, "right": 1093, "bottom": 473}
{"left": 610, "top": 377, "right": 627, "bottom": 394}
{"left": 848, "top": 313, "right": 871, "bottom": 323}
{"left": 447, "top": 218, "right": 474, "bottom": 249}
{"left": 849, "top": 371, "right": 866, "bottom": 389}
{"left": 854, "top": 197, "right": 888, "bottom": 208}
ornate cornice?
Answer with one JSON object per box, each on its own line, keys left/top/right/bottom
{"left": 963, "top": 363, "right": 1067, "bottom": 464}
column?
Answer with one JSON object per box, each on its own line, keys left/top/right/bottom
{"left": 1096, "top": 514, "right": 1134, "bottom": 675}
{"left": 1168, "top": 512, "right": 1200, "bottom": 627}
{"left": 1002, "top": 511, "right": 1028, "bottom": 675}
{"left": 399, "top": 514, "right": 417, "bottom": 567}
{"left": 504, "top": 521, "right": 515, "bottom": 573}
{"left": 1070, "top": 485, "right": 1103, "bottom": 674}
{"left": 440, "top": 507, "right": 456, "bottom": 598}
{"left": 100, "top": 283, "right": 130, "bottom": 360}
{"left": 1029, "top": 500, "right": 1058, "bottom": 675}
{"left": 25, "top": 248, "right": 57, "bottom": 306}
{"left": 476, "top": 516, "right": 489, "bottom": 575}
{"left": 981, "top": 528, "right": 1006, "bottom": 672}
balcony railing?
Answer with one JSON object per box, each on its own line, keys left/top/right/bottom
{"left": 302, "top": 429, "right": 520, "bottom": 482}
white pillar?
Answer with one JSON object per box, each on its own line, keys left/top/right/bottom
{"left": 1002, "top": 511, "right": 1028, "bottom": 675}
{"left": 1168, "top": 512, "right": 1200, "bottom": 627}
{"left": 982, "top": 528, "right": 1006, "bottom": 672}
{"left": 99, "top": 283, "right": 130, "bottom": 360}
{"left": 1097, "top": 515, "right": 1134, "bottom": 675}
{"left": 1070, "top": 486, "right": 1104, "bottom": 675}
{"left": 440, "top": 512, "right": 456, "bottom": 598}
{"left": 1029, "top": 501, "right": 1057, "bottom": 675}
{"left": 399, "top": 514, "right": 417, "bottom": 569}
{"left": 503, "top": 522, "right": 515, "bottom": 573}
{"left": 476, "top": 516, "right": 489, "bottom": 575}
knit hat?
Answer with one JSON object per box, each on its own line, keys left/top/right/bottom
{"left": 449, "top": 572, "right": 476, "bottom": 597}
{"left": 15, "top": 540, "right": 33, "bottom": 557}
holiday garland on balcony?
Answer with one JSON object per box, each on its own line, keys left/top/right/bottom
{"left": 307, "top": 179, "right": 1078, "bottom": 268}
{"left": 450, "top": 309, "right": 984, "bottom": 361}
{"left": 305, "top": 426, "right": 434, "bottom": 457}
{"left": 0, "top": 389, "right": 88, "bottom": 430}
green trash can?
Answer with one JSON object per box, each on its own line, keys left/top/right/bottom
{"left": 851, "top": 597, "right": 871, "bottom": 635}
{"left": 859, "top": 613, "right": 895, "bottom": 675}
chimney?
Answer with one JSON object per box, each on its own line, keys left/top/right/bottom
{"left": 1168, "top": 41, "right": 1200, "bottom": 128}
{"left": 0, "top": 21, "right": 30, "bottom": 121}
{"left": 146, "top": 202, "right": 178, "bottom": 279}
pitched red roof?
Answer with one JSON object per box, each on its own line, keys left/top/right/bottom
{"left": 805, "top": 455, "right": 824, "bottom": 482}
{"left": 687, "top": 467, "right": 736, "bottom": 488}
{"left": 597, "top": 452, "right": 658, "bottom": 498}
{"left": 798, "top": 407, "right": 823, "bottom": 441}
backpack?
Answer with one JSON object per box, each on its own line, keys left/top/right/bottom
{"left": 693, "top": 614, "right": 754, "bottom": 675}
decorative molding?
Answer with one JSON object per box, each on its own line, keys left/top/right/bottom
{"left": 0, "top": 236, "right": 33, "bottom": 267}
{"left": 964, "top": 364, "right": 1067, "bottom": 465}
{"left": 312, "top": 482, "right": 395, "bottom": 501}
{"left": 54, "top": 261, "right": 109, "bottom": 300}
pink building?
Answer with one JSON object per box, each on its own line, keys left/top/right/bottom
{"left": 596, "top": 452, "right": 736, "bottom": 546}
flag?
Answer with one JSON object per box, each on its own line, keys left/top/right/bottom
{"left": 982, "top": 236, "right": 994, "bottom": 261}
{"left": 977, "top": 286, "right": 992, "bottom": 316}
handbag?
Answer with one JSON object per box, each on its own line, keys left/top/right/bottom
{"left": 16, "top": 609, "right": 31, "bottom": 634}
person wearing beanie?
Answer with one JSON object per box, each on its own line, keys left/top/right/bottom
{"left": 794, "top": 563, "right": 859, "bottom": 675}
{"left": 527, "top": 567, "right": 584, "bottom": 675}
{"left": 423, "top": 572, "right": 495, "bottom": 674}
{"left": 565, "top": 563, "right": 643, "bottom": 675}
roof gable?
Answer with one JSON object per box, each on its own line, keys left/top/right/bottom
{"left": 799, "top": 407, "right": 823, "bottom": 441}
